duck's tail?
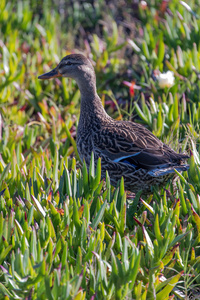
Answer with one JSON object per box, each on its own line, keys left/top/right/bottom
{"left": 148, "top": 164, "right": 189, "bottom": 177}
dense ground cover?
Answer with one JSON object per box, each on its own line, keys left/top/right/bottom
{"left": 0, "top": 0, "right": 200, "bottom": 299}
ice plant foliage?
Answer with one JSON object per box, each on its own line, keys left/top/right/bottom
{"left": 1, "top": 0, "right": 200, "bottom": 299}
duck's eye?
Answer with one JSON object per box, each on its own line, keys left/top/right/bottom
{"left": 66, "top": 61, "right": 72, "bottom": 66}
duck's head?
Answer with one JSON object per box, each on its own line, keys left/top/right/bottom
{"left": 38, "top": 54, "right": 95, "bottom": 83}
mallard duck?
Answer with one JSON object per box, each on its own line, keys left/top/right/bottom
{"left": 38, "top": 54, "right": 189, "bottom": 193}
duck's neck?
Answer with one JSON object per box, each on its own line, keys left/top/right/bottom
{"left": 79, "top": 93, "right": 111, "bottom": 132}
{"left": 76, "top": 70, "right": 111, "bottom": 124}
{"left": 76, "top": 67, "right": 97, "bottom": 99}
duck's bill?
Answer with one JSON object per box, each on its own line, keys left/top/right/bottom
{"left": 38, "top": 67, "right": 62, "bottom": 79}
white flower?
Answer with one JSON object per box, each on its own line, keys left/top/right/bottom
{"left": 156, "top": 71, "right": 175, "bottom": 89}
{"left": 140, "top": 1, "right": 147, "bottom": 9}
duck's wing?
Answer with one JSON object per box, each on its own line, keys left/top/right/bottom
{"left": 93, "top": 121, "right": 188, "bottom": 170}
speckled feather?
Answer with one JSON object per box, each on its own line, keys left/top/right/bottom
{"left": 39, "top": 54, "right": 189, "bottom": 193}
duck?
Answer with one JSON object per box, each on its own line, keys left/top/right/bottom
{"left": 38, "top": 54, "right": 189, "bottom": 194}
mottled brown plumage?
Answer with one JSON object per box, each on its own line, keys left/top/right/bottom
{"left": 38, "top": 54, "right": 189, "bottom": 193}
